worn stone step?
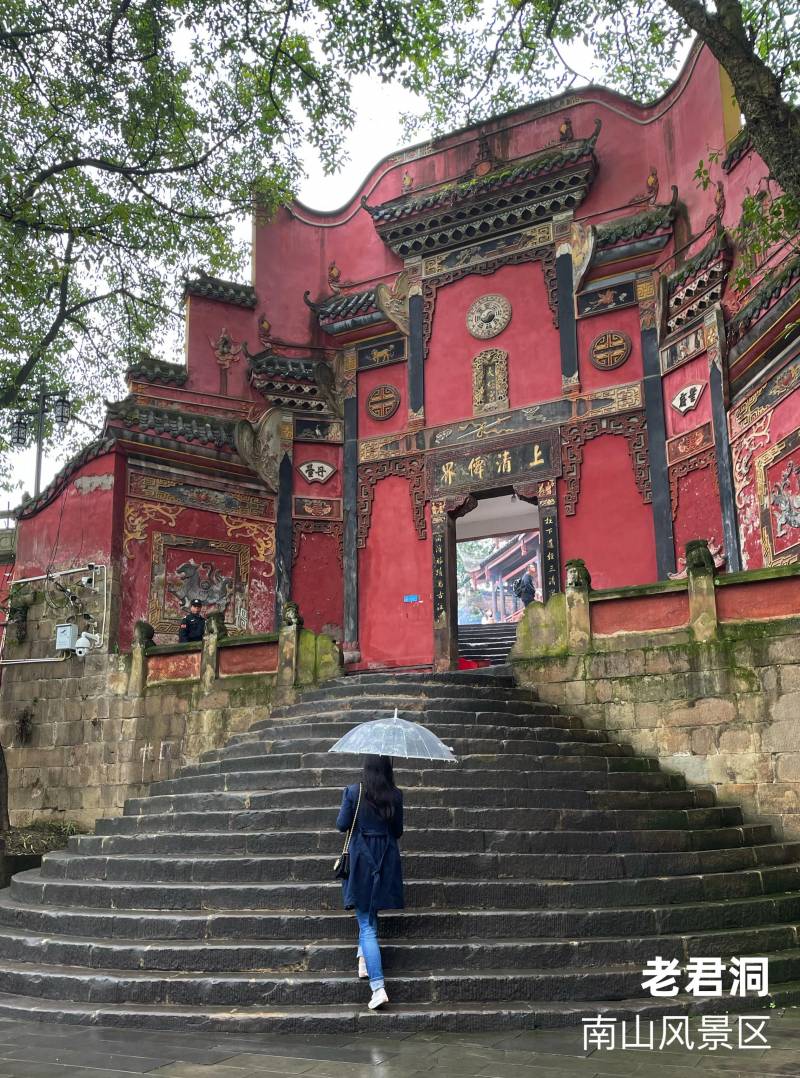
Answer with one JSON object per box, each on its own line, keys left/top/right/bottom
{"left": 3, "top": 891, "right": 799, "bottom": 942}
{"left": 144, "top": 771, "right": 708, "bottom": 807}
{"left": 0, "top": 988, "right": 791, "bottom": 1035}
{"left": 209, "top": 724, "right": 609, "bottom": 764}
{"left": 224, "top": 714, "right": 588, "bottom": 748}
{"left": 79, "top": 823, "right": 776, "bottom": 856}
{"left": 115, "top": 784, "right": 709, "bottom": 814}
{"left": 263, "top": 697, "right": 552, "bottom": 722}
{"left": 121, "top": 798, "right": 739, "bottom": 833}
{"left": 2, "top": 953, "right": 797, "bottom": 1008}
{"left": 176, "top": 761, "right": 686, "bottom": 793}
{"left": 14, "top": 863, "right": 800, "bottom": 912}
{"left": 39, "top": 843, "right": 800, "bottom": 886}
{"left": 0, "top": 922, "right": 795, "bottom": 975}
{"left": 0, "top": 957, "right": 762, "bottom": 1007}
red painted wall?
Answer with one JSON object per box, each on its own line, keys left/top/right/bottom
{"left": 218, "top": 641, "right": 278, "bottom": 675}
{"left": 184, "top": 296, "right": 261, "bottom": 402}
{"left": 291, "top": 531, "right": 343, "bottom": 636}
{"left": 591, "top": 591, "right": 689, "bottom": 634}
{"left": 119, "top": 481, "right": 276, "bottom": 651}
{"left": 13, "top": 453, "right": 118, "bottom": 578}
{"left": 672, "top": 463, "right": 725, "bottom": 566}
{"left": 147, "top": 651, "right": 201, "bottom": 683}
{"left": 576, "top": 305, "right": 643, "bottom": 395}
{"left": 358, "top": 365, "right": 407, "bottom": 439}
{"left": 717, "top": 577, "right": 800, "bottom": 621}
{"left": 558, "top": 434, "right": 657, "bottom": 588}
{"left": 358, "top": 476, "right": 433, "bottom": 667}
{"left": 425, "top": 262, "right": 562, "bottom": 427}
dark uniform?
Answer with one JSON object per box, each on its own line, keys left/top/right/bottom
{"left": 516, "top": 573, "right": 538, "bottom": 606}
{"left": 179, "top": 610, "right": 206, "bottom": 642}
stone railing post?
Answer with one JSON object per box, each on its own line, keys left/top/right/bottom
{"left": 685, "top": 539, "right": 719, "bottom": 642}
{"left": 565, "top": 559, "right": 592, "bottom": 654}
{"left": 275, "top": 601, "right": 303, "bottom": 703}
{"left": 128, "top": 620, "right": 154, "bottom": 695}
{"left": 200, "top": 612, "right": 227, "bottom": 693}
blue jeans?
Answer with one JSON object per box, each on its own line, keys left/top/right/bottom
{"left": 355, "top": 908, "right": 384, "bottom": 990}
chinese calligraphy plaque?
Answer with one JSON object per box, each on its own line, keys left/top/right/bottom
{"left": 427, "top": 429, "right": 560, "bottom": 498}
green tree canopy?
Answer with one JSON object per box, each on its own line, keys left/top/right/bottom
{"left": 0, "top": 0, "right": 444, "bottom": 475}
{"left": 2, "top": 0, "right": 799, "bottom": 484}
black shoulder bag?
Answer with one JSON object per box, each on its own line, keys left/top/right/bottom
{"left": 333, "top": 783, "right": 362, "bottom": 880}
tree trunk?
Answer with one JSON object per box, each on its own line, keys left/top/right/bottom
{"left": 668, "top": 0, "right": 800, "bottom": 209}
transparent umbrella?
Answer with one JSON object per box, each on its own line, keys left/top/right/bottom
{"left": 328, "top": 708, "right": 458, "bottom": 762}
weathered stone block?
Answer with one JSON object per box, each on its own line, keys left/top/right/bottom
{"left": 296, "top": 629, "right": 317, "bottom": 689}
{"left": 761, "top": 720, "right": 800, "bottom": 753}
{"left": 315, "top": 634, "right": 342, "bottom": 684}
{"left": 756, "top": 783, "right": 800, "bottom": 814}
{"left": 691, "top": 727, "right": 717, "bottom": 755}
{"left": 707, "top": 752, "right": 772, "bottom": 785}
{"left": 663, "top": 697, "right": 736, "bottom": 727}
{"left": 775, "top": 754, "right": 800, "bottom": 782}
{"left": 564, "top": 680, "right": 586, "bottom": 706}
{"left": 717, "top": 727, "right": 754, "bottom": 754}
{"left": 604, "top": 702, "right": 636, "bottom": 730}
{"left": 634, "top": 702, "right": 663, "bottom": 729}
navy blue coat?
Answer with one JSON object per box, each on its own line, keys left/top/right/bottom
{"left": 336, "top": 783, "right": 404, "bottom": 913}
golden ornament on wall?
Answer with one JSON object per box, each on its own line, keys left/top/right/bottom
{"left": 588, "top": 331, "right": 631, "bottom": 371}
{"left": 466, "top": 294, "right": 512, "bottom": 339}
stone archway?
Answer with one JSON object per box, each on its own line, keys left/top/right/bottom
{"left": 431, "top": 480, "right": 563, "bottom": 671}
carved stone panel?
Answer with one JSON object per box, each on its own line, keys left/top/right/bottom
{"left": 466, "top": 294, "right": 512, "bottom": 339}
{"left": 472, "top": 348, "right": 509, "bottom": 416}
{"left": 366, "top": 384, "right": 401, "bottom": 421}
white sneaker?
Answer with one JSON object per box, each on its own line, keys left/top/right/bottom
{"left": 368, "top": 987, "right": 388, "bottom": 1010}
{"left": 358, "top": 956, "right": 368, "bottom": 979}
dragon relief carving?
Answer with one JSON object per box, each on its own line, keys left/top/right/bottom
{"left": 234, "top": 408, "right": 282, "bottom": 491}
{"left": 375, "top": 270, "right": 415, "bottom": 336}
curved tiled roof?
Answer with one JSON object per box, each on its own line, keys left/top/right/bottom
{"left": 595, "top": 199, "right": 677, "bottom": 249}
{"left": 364, "top": 124, "right": 601, "bottom": 224}
{"left": 125, "top": 355, "right": 188, "bottom": 386}
{"left": 729, "top": 254, "right": 800, "bottom": 342}
{"left": 304, "top": 288, "right": 378, "bottom": 323}
{"left": 106, "top": 398, "right": 237, "bottom": 449}
{"left": 668, "top": 231, "right": 731, "bottom": 292}
{"left": 183, "top": 273, "right": 257, "bottom": 309}
{"left": 722, "top": 128, "right": 752, "bottom": 173}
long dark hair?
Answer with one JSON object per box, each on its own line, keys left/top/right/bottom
{"left": 361, "top": 755, "right": 397, "bottom": 819}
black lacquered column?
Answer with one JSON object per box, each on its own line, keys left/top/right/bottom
{"left": 341, "top": 351, "right": 360, "bottom": 660}
{"left": 705, "top": 306, "right": 741, "bottom": 571}
{"left": 637, "top": 276, "right": 676, "bottom": 578}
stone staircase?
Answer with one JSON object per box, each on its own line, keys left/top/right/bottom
{"left": 0, "top": 668, "right": 799, "bottom": 1033}
{"left": 458, "top": 623, "right": 518, "bottom": 664}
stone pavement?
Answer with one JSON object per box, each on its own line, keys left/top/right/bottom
{"left": 0, "top": 1012, "right": 799, "bottom": 1078}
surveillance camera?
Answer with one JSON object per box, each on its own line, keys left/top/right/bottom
{"left": 80, "top": 575, "right": 93, "bottom": 588}
{"left": 74, "top": 631, "right": 100, "bottom": 659}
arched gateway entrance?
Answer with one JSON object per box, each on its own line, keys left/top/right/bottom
{"left": 431, "top": 478, "right": 562, "bottom": 671}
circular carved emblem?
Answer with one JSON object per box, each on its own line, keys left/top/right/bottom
{"left": 466, "top": 294, "right": 512, "bottom": 339}
{"left": 366, "top": 384, "right": 401, "bottom": 421}
{"left": 589, "top": 331, "right": 632, "bottom": 371}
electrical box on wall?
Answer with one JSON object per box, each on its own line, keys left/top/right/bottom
{"left": 55, "top": 623, "right": 78, "bottom": 650}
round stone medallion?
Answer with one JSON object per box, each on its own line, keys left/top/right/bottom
{"left": 366, "top": 384, "right": 401, "bottom": 421}
{"left": 466, "top": 294, "right": 512, "bottom": 339}
{"left": 589, "top": 331, "right": 632, "bottom": 371}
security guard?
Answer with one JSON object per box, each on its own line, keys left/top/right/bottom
{"left": 178, "top": 599, "right": 206, "bottom": 642}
